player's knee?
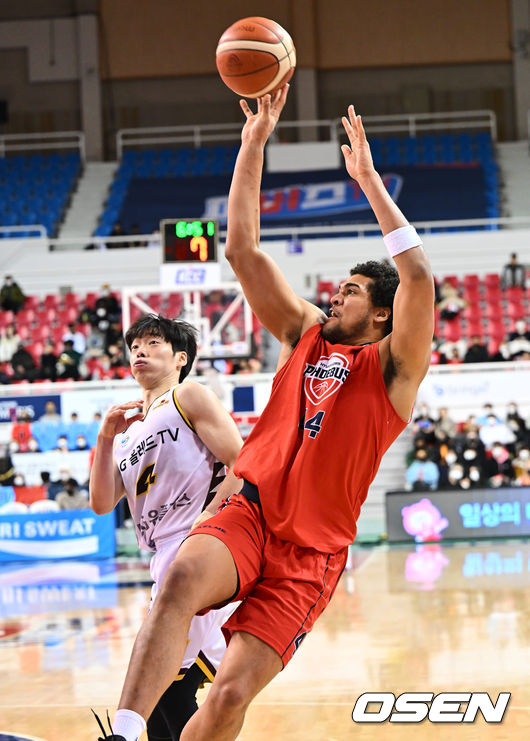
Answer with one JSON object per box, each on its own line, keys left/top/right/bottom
{"left": 157, "top": 558, "right": 202, "bottom": 612}
{"left": 207, "top": 678, "right": 252, "bottom": 717}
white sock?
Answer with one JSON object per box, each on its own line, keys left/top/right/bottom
{"left": 111, "top": 709, "right": 146, "bottom": 741}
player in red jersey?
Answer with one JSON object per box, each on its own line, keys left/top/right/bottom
{"left": 99, "top": 85, "right": 433, "bottom": 741}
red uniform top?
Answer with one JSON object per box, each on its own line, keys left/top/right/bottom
{"left": 234, "top": 324, "right": 407, "bottom": 552}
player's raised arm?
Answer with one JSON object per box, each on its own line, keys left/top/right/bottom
{"left": 224, "top": 85, "right": 323, "bottom": 346}
{"left": 89, "top": 401, "right": 144, "bottom": 514}
{"left": 341, "top": 106, "right": 434, "bottom": 419}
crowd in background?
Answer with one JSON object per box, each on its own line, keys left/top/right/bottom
{"left": 406, "top": 402, "right": 530, "bottom": 491}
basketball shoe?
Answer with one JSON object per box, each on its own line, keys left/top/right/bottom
{"left": 92, "top": 709, "right": 127, "bottom": 740}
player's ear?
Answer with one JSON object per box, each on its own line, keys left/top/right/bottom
{"left": 374, "top": 307, "right": 390, "bottom": 325}
{"left": 175, "top": 350, "right": 187, "bottom": 369}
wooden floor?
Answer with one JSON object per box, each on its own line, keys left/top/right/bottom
{"left": 1, "top": 540, "right": 530, "bottom": 740}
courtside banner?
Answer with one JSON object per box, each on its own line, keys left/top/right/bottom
{"left": 0, "top": 509, "right": 116, "bottom": 561}
{"left": 385, "top": 487, "right": 530, "bottom": 543}
{"left": 121, "top": 165, "right": 488, "bottom": 229}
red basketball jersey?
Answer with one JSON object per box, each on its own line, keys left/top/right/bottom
{"left": 234, "top": 324, "right": 407, "bottom": 552}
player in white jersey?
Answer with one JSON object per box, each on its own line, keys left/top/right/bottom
{"left": 90, "top": 314, "right": 243, "bottom": 741}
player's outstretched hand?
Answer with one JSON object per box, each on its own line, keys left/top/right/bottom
{"left": 340, "top": 104, "right": 375, "bottom": 183}
{"left": 99, "top": 400, "right": 144, "bottom": 439}
{"left": 239, "top": 83, "right": 289, "bottom": 146}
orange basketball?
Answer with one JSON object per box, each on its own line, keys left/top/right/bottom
{"left": 216, "top": 17, "right": 296, "bottom": 98}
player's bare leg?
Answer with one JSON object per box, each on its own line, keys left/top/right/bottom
{"left": 181, "top": 630, "right": 283, "bottom": 741}
{"left": 118, "top": 534, "right": 238, "bottom": 721}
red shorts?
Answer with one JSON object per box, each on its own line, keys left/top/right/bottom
{"left": 189, "top": 492, "right": 348, "bottom": 667}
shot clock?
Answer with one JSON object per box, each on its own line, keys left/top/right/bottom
{"left": 161, "top": 218, "right": 218, "bottom": 263}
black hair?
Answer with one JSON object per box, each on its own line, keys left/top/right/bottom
{"left": 350, "top": 259, "right": 400, "bottom": 336}
{"left": 125, "top": 314, "right": 198, "bottom": 381}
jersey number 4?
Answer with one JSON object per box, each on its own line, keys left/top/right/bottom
{"left": 136, "top": 463, "right": 157, "bottom": 497}
{"left": 300, "top": 409, "right": 325, "bottom": 439}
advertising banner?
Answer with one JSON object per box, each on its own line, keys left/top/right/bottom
{"left": 386, "top": 487, "right": 530, "bottom": 543}
{"left": 0, "top": 509, "right": 116, "bottom": 561}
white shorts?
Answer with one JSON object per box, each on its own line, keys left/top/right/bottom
{"left": 149, "top": 534, "right": 237, "bottom": 681}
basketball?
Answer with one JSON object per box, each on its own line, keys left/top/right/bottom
{"left": 216, "top": 17, "right": 296, "bottom": 98}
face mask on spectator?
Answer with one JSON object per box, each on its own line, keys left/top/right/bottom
{"left": 463, "top": 449, "right": 476, "bottom": 461}
{"left": 508, "top": 405, "right": 517, "bottom": 414}
{"left": 469, "top": 468, "right": 481, "bottom": 482}
{"left": 76, "top": 436, "right": 87, "bottom": 450}
{"left": 13, "top": 475, "right": 24, "bottom": 486}
{"left": 8, "top": 441, "right": 19, "bottom": 454}
{"left": 459, "top": 478, "right": 471, "bottom": 489}
{"left": 492, "top": 445, "right": 504, "bottom": 458}
{"left": 449, "top": 465, "right": 463, "bottom": 480}
{"left": 445, "top": 452, "right": 457, "bottom": 465}
{"left": 519, "top": 449, "right": 530, "bottom": 460}
{"left": 515, "top": 320, "right": 526, "bottom": 334}
{"left": 60, "top": 470, "right": 70, "bottom": 482}
{"left": 57, "top": 437, "right": 68, "bottom": 450}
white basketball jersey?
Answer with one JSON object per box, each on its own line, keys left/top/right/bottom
{"left": 114, "top": 384, "right": 225, "bottom": 551}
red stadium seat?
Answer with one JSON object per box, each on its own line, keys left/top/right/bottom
{"left": 63, "top": 291, "right": 81, "bottom": 308}
{"left": 43, "top": 294, "right": 60, "bottom": 309}
{"left": 84, "top": 292, "right": 97, "bottom": 309}
{"left": 485, "top": 302, "right": 503, "bottom": 321}
{"left": 0, "top": 311, "right": 15, "bottom": 328}
{"left": 484, "top": 273, "right": 501, "bottom": 288}
{"left": 56, "top": 307, "right": 78, "bottom": 325}
{"left": 24, "top": 295, "right": 40, "bottom": 310}
{"left": 16, "top": 309, "right": 36, "bottom": 327}
{"left": 484, "top": 285, "right": 502, "bottom": 304}
{"left": 486, "top": 320, "right": 506, "bottom": 341}
{"left": 17, "top": 325, "right": 30, "bottom": 341}
{"left": 442, "top": 320, "right": 462, "bottom": 342}
{"left": 464, "top": 320, "right": 483, "bottom": 339}
{"left": 505, "top": 286, "right": 524, "bottom": 303}
{"left": 28, "top": 342, "right": 43, "bottom": 362}
{"left": 463, "top": 274, "right": 480, "bottom": 290}
{"left": 507, "top": 302, "right": 526, "bottom": 320}
{"left": 462, "top": 287, "right": 481, "bottom": 306}
{"left": 35, "top": 307, "right": 56, "bottom": 324}
{"left": 31, "top": 326, "right": 51, "bottom": 343}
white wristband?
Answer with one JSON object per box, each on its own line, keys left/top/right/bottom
{"left": 383, "top": 225, "right": 422, "bottom": 258}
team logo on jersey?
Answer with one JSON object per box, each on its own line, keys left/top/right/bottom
{"left": 120, "top": 435, "right": 130, "bottom": 447}
{"left": 304, "top": 353, "right": 350, "bottom": 405}
{"left": 152, "top": 398, "right": 170, "bottom": 410}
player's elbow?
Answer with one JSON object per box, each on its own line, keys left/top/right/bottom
{"left": 89, "top": 493, "right": 112, "bottom": 516}
{"left": 224, "top": 234, "right": 258, "bottom": 264}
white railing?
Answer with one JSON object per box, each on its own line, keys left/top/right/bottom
{"left": 0, "top": 225, "right": 47, "bottom": 238}
{"left": 5, "top": 214, "right": 530, "bottom": 250}
{"left": 0, "top": 131, "right": 86, "bottom": 160}
{"left": 116, "top": 110, "right": 497, "bottom": 157}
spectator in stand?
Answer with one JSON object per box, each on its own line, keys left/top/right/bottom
{"left": 507, "top": 320, "right": 530, "bottom": 360}
{"left": 27, "top": 436, "right": 41, "bottom": 453}
{"left": 464, "top": 336, "right": 490, "bottom": 363}
{"left": 11, "top": 411, "right": 32, "bottom": 453}
{"left": 84, "top": 326, "right": 106, "bottom": 357}
{"left": 412, "top": 403, "right": 436, "bottom": 445}
{"left": 436, "top": 280, "right": 466, "bottom": 321}
{"left": 106, "top": 221, "right": 129, "bottom": 249}
{"left": 446, "top": 461, "right": 467, "bottom": 489}
{"left": 66, "top": 412, "right": 87, "bottom": 450}
{"left": 405, "top": 449, "right": 440, "bottom": 491}
{"left": 55, "top": 434, "right": 70, "bottom": 452}
{"left": 0, "top": 445, "right": 15, "bottom": 486}
{"left": 506, "top": 402, "right": 528, "bottom": 444}
{"left": 501, "top": 252, "right": 526, "bottom": 289}
{"left": 458, "top": 429, "right": 487, "bottom": 468}
{"left": 434, "top": 407, "right": 457, "bottom": 441}
{"left": 0, "top": 275, "right": 26, "bottom": 314}
{"left": 490, "top": 341, "right": 510, "bottom": 362}
{"left": 477, "top": 403, "right": 501, "bottom": 426}
{"left": 438, "top": 338, "right": 467, "bottom": 363}
{"left": 62, "top": 323, "right": 86, "bottom": 355}
{"left": 40, "top": 400, "right": 61, "bottom": 423}
{"left": 94, "top": 285, "right": 121, "bottom": 325}
{"left": 512, "top": 445, "right": 530, "bottom": 485}
{"left": 485, "top": 443, "right": 514, "bottom": 487}
{"left": 85, "top": 412, "right": 102, "bottom": 448}
{"left": 0, "top": 325, "right": 21, "bottom": 363}
{"left": 447, "top": 347, "right": 463, "bottom": 365}
{"left": 57, "top": 340, "right": 81, "bottom": 380}
{"left": 108, "top": 342, "right": 127, "bottom": 369}
{"left": 479, "top": 414, "right": 516, "bottom": 452}
{"left": 11, "top": 342, "right": 39, "bottom": 382}
{"left": 130, "top": 224, "right": 147, "bottom": 248}
{"left": 56, "top": 478, "right": 89, "bottom": 510}
{"left": 40, "top": 341, "right": 58, "bottom": 382}
{"left": 430, "top": 335, "right": 444, "bottom": 365}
